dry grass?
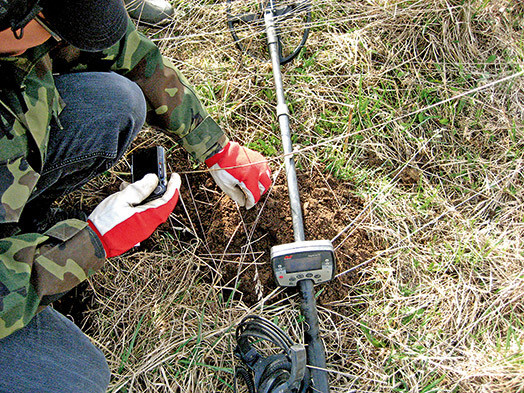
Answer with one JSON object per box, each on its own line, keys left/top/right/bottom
{"left": 67, "top": 1, "right": 524, "bottom": 392}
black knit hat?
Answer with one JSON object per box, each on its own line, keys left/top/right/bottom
{"left": 0, "top": 0, "right": 128, "bottom": 51}
{"left": 41, "top": 0, "right": 128, "bottom": 51}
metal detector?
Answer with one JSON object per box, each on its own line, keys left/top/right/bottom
{"left": 227, "top": 1, "right": 333, "bottom": 392}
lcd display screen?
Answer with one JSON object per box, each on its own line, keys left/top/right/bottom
{"left": 284, "top": 253, "right": 323, "bottom": 273}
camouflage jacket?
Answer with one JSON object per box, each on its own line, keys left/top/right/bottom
{"left": 0, "top": 19, "right": 228, "bottom": 339}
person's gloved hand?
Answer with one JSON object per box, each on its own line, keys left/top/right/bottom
{"left": 88, "top": 173, "right": 181, "bottom": 258}
{"left": 205, "top": 142, "right": 272, "bottom": 209}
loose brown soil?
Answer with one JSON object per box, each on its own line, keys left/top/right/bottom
{"left": 54, "top": 146, "right": 378, "bottom": 324}
{"left": 169, "top": 148, "right": 376, "bottom": 310}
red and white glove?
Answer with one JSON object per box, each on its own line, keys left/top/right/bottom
{"left": 87, "top": 173, "right": 181, "bottom": 258}
{"left": 205, "top": 142, "right": 272, "bottom": 209}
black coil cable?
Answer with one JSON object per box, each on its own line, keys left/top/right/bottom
{"left": 234, "top": 315, "right": 309, "bottom": 393}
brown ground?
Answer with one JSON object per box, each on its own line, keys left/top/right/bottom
{"left": 54, "top": 146, "right": 377, "bottom": 323}
{"left": 168, "top": 148, "right": 376, "bottom": 310}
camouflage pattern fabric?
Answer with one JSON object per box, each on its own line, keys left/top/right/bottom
{"left": 107, "top": 22, "right": 229, "bottom": 162}
{"left": 0, "top": 220, "right": 105, "bottom": 338}
{"left": 0, "top": 17, "right": 228, "bottom": 338}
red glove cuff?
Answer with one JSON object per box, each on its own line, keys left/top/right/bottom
{"left": 205, "top": 142, "right": 231, "bottom": 167}
{"left": 88, "top": 188, "right": 179, "bottom": 258}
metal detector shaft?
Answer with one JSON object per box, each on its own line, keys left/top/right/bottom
{"left": 265, "top": 9, "right": 330, "bottom": 393}
{"left": 264, "top": 10, "right": 305, "bottom": 243}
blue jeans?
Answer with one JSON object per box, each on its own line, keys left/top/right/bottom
{"left": 0, "top": 72, "right": 147, "bottom": 392}
{"left": 0, "top": 308, "right": 111, "bottom": 393}
{"left": 28, "top": 71, "right": 146, "bottom": 205}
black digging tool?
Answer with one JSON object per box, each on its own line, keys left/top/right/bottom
{"left": 227, "top": 2, "right": 334, "bottom": 392}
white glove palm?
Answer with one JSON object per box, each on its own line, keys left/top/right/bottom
{"left": 88, "top": 173, "right": 181, "bottom": 257}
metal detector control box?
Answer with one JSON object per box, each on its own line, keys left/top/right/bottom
{"left": 271, "top": 240, "right": 335, "bottom": 287}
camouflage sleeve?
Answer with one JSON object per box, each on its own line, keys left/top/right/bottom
{"left": 0, "top": 219, "right": 105, "bottom": 339}
{"left": 102, "top": 20, "right": 229, "bottom": 162}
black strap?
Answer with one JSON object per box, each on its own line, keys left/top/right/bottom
{"left": 0, "top": 0, "right": 42, "bottom": 38}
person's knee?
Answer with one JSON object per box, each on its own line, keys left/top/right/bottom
{"left": 85, "top": 345, "right": 111, "bottom": 393}
{"left": 0, "top": 308, "right": 111, "bottom": 393}
{"left": 46, "top": 309, "right": 112, "bottom": 392}
{"left": 51, "top": 71, "right": 147, "bottom": 168}
{"left": 55, "top": 71, "right": 147, "bottom": 134}
{"left": 102, "top": 72, "right": 147, "bottom": 130}
{"left": 100, "top": 73, "right": 147, "bottom": 161}
{"left": 43, "top": 309, "right": 112, "bottom": 392}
